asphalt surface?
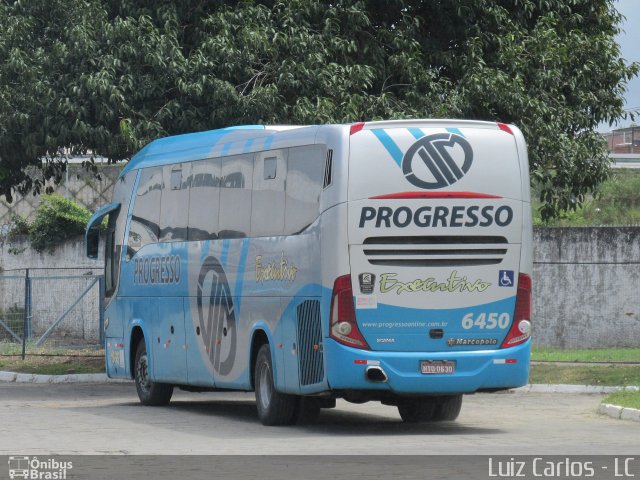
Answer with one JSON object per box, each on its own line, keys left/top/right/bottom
{"left": 0, "top": 382, "right": 637, "bottom": 456}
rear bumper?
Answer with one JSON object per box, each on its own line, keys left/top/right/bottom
{"left": 325, "top": 338, "right": 530, "bottom": 394}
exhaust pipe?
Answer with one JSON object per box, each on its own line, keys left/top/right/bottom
{"left": 365, "top": 366, "right": 388, "bottom": 383}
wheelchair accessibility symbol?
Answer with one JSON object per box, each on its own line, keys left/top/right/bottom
{"left": 498, "top": 270, "right": 514, "bottom": 287}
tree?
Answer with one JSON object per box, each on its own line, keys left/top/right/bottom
{"left": 0, "top": 0, "right": 637, "bottom": 218}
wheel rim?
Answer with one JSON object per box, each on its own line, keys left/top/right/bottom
{"left": 137, "top": 353, "right": 151, "bottom": 394}
{"left": 258, "top": 362, "right": 272, "bottom": 410}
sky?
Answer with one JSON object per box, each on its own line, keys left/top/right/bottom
{"left": 608, "top": 0, "right": 640, "bottom": 130}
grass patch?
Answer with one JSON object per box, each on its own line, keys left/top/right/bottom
{"left": 530, "top": 364, "right": 640, "bottom": 386}
{"left": 531, "top": 347, "right": 640, "bottom": 363}
{"left": 603, "top": 390, "right": 640, "bottom": 410}
{"left": 0, "top": 342, "right": 102, "bottom": 356}
{"left": 533, "top": 168, "right": 640, "bottom": 226}
{"left": 0, "top": 355, "right": 104, "bottom": 375}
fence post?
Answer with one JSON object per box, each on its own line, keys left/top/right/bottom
{"left": 21, "top": 269, "right": 29, "bottom": 359}
{"left": 98, "top": 275, "right": 105, "bottom": 347}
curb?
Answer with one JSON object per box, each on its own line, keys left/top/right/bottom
{"left": 598, "top": 403, "right": 640, "bottom": 422}
{"left": 0, "top": 371, "right": 131, "bottom": 384}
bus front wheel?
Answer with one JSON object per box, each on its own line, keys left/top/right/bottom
{"left": 254, "top": 344, "right": 298, "bottom": 426}
{"left": 134, "top": 338, "right": 174, "bottom": 406}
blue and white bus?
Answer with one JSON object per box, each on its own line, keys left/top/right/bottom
{"left": 86, "top": 120, "right": 533, "bottom": 425}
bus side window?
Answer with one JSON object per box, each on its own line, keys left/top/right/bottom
{"left": 251, "top": 150, "right": 287, "bottom": 237}
{"left": 219, "top": 154, "right": 254, "bottom": 239}
{"left": 187, "top": 158, "right": 221, "bottom": 241}
{"left": 159, "top": 164, "right": 190, "bottom": 242}
{"left": 285, "top": 145, "right": 325, "bottom": 234}
{"left": 128, "top": 167, "right": 162, "bottom": 256}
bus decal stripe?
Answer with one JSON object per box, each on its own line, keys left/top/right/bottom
{"left": 200, "top": 239, "right": 210, "bottom": 264}
{"left": 244, "top": 138, "right": 255, "bottom": 153}
{"left": 446, "top": 127, "right": 464, "bottom": 137}
{"left": 371, "top": 129, "right": 403, "bottom": 166}
{"left": 221, "top": 239, "right": 230, "bottom": 267}
{"left": 263, "top": 135, "right": 274, "bottom": 150}
{"left": 233, "top": 239, "right": 250, "bottom": 317}
{"left": 408, "top": 128, "right": 425, "bottom": 139}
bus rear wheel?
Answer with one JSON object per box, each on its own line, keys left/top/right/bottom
{"left": 134, "top": 338, "right": 173, "bottom": 406}
{"left": 397, "top": 395, "right": 462, "bottom": 423}
{"left": 254, "top": 344, "right": 298, "bottom": 426}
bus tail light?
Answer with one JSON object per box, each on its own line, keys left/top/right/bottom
{"left": 330, "top": 275, "right": 369, "bottom": 349}
{"left": 501, "top": 273, "right": 531, "bottom": 348}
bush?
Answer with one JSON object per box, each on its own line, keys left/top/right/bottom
{"left": 28, "top": 195, "right": 92, "bottom": 252}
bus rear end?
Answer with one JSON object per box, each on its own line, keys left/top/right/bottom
{"left": 325, "top": 120, "right": 532, "bottom": 420}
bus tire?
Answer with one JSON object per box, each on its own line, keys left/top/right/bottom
{"left": 134, "top": 338, "right": 173, "bottom": 406}
{"left": 432, "top": 395, "right": 463, "bottom": 421}
{"left": 254, "top": 344, "right": 298, "bottom": 426}
{"left": 397, "top": 398, "right": 437, "bottom": 423}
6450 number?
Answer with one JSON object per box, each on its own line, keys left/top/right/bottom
{"left": 461, "top": 312, "right": 510, "bottom": 330}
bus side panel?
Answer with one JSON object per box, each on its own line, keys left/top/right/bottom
{"left": 152, "top": 297, "right": 187, "bottom": 383}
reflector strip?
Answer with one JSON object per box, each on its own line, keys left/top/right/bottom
{"left": 353, "top": 360, "right": 380, "bottom": 366}
{"left": 494, "top": 358, "right": 518, "bottom": 364}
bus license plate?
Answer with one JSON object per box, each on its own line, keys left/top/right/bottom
{"left": 420, "top": 361, "right": 455, "bottom": 375}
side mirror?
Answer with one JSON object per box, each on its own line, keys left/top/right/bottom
{"left": 85, "top": 202, "right": 121, "bottom": 259}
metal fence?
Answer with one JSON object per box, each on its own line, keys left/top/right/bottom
{"left": 0, "top": 268, "right": 104, "bottom": 358}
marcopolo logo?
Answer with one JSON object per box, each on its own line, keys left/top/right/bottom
{"left": 402, "top": 133, "right": 473, "bottom": 189}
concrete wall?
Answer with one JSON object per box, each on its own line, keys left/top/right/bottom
{"left": 533, "top": 227, "right": 640, "bottom": 348}
{"left": 2, "top": 228, "right": 640, "bottom": 348}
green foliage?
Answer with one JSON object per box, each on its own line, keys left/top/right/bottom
{"left": 534, "top": 169, "right": 640, "bottom": 226}
{"left": 28, "top": 195, "right": 92, "bottom": 252}
{"left": 0, "top": 0, "right": 637, "bottom": 219}
{"left": 7, "top": 214, "right": 30, "bottom": 240}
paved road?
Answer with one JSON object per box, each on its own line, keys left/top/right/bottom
{"left": 0, "top": 382, "right": 636, "bottom": 455}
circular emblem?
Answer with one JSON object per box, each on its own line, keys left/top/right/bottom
{"left": 401, "top": 133, "right": 474, "bottom": 189}
{"left": 196, "top": 256, "right": 236, "bottom": 375}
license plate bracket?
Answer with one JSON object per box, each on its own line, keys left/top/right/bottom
{"left": 420, "top": 360, "right": 456, "bottom": 375}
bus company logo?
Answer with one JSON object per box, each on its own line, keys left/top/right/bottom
{"left": 8, "top": 456, "right": 73, "bottom": 479}
{"left": 402, "top": 133, "right": 473, "bottom": 189}
{"left": 196, "top": 256, "right": 236, "bottom": 375}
